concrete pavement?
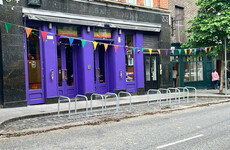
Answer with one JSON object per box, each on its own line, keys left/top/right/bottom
{"left": 0, "top": 89, "right": 229, "bottom": 126}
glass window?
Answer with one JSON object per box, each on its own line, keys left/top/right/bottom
{"left": 57, "top": 45, "right": 62, "bottom": 87}
{"left": 57, "top": 26, "right": 81, "bottom": 37}
{"left": 175, "top": 6, "right": 185, "bottom": 43}
{"left": 94, "top": 28, "right": 112, "bottom": 39}
{"left": 184, "top": 62, "right": 190, "bottom": 82}
{"left": 190, "top": 62, "right": 197, "bottom": 81}
{"left": 27, "top": 28, "right": 42, "bottom": 90}
{"left": 126, "top": 0, "right": 136, "bottom": 4}
{"left": 151, "top": 56, "right": 157, "bottom": 81}
{"left": 125, "top": 34, "right": 135, "bottom": 82}
{"left": 65, "top": 45, "right": 74, "bottom": 86}
{"left": 144, "top": 0, "right": 152, "bottom": 7}
{"left": 198, "top": 62, "right": 203, "bottom": 81}
{"left": 145, "top": 56, "right": 150, "bottom": 81}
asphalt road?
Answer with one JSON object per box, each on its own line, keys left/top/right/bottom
{"left": 0, "top": 102, "right": 230, "bottom": 150}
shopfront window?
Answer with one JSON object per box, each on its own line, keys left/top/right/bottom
{"left": 183, "top": 56, "right": 203, "bottom": 82}
{"left": 125, "top": 34, "right": 135, "bottom": 82}
{"left": 27, "top": 28, "right": 42, "bottom": 89}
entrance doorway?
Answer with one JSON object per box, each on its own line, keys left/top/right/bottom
{"left": 94, "top": 44, "right": 108, "bottom": 94}
{"left": 172, "top": 62, "right": 180, "bottom": 87}
{"left": 144, "top": 54, "right": 159, "bottom": 91}
{"left": 57, "top": 40, "right": 76, "bottom": 98}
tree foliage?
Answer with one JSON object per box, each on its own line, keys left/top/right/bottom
{"left": 183, "top": 0, "right": 230, "bottom": 57}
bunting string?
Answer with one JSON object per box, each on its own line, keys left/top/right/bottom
{"left": 0, "top": 20, "right": 225, "bottom": 55}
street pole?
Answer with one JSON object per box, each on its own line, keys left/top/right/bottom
{"left": 225, "top": 37, "right": 227, "bottom": 95}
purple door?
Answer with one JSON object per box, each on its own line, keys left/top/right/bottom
{"left": 26, "top": 27, "right": 45, "bottom": 105}
{"left": 57, "top": 41, "right": 76, "bottom": 98}
{"left": 94, "top": 44, "right": 108, "bottom": 94}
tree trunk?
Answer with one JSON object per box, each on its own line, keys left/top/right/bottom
{"left": 219, "top": 52, "right": 225, "bottom": 93}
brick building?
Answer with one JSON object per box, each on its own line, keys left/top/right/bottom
{"left": 0, "top": 0, "right": 171, "bottom": 107}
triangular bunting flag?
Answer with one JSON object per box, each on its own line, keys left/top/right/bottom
{"left": 205, "top": 48, "right": 207, "bottom": 53}
{"left": 184, "top": 49, "right": 187, "bottom": 55}
{"left": 81, "top": 40, "right": 86, "bottom": 48}
{"left": 209, "top": 47, "right": 212, "bottom": 51}
{"left": 69, "top": 37, "right": 74, "bottom": 46}
{"left": 133, "top": 47, "right": 136, "bottom": 53}
{"left": 41, "top": 31, "right": 47, "bottom": 42}
{"left": 114, "top": 45, "right": 118, "bottom": 53}
{"left": 25, "top": 27, "right": 32, "bottom": 38}
{"left": 149, "top": 49, "right": 152, "bottom": 55}
{"left": 218, "top": 45, "right": 221, "bottom": 50}
{"left": 124, "top": 46, "right": 128, "bottom": 53}
{"left": 157, "top": 49, "right": 161, "bottom": 55}
{"left": 215, "top": 46, "right": 217, "bottom": 49}
{"left": 104, "top": 44, "right": 108, "bottom": 52}
{"left": 93, "top": 42, "right": 98, "bottom": 50}
{"left": 165, "top": 49, "right": 168, "bottom": 56}
{"left": 189, "top": 49, "right": 192, "bottom": 54}
{"left": 142, "top": 48, "right": 144, "bottom": 52}
{"left": 172, "top": 50, "right": 174, "bottom": 55}
{"left": 194, "top": 49, "right": 197, "bottom": 54}
{"left": 200, "top": 48, "right": 202, "bottom": 53}
{"left": 178, "top": 49, "right": 181, "bottom": 54}
{"left": 5, "top": 22, "right": 12, "bottom": 33}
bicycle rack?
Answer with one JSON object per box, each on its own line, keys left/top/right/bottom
{"left": 75, "top": 95, "right": 88, "bottom": 117}
{"left": 118, "top": 91, "right": 132, "bottom": 112}
{"left": 90, "top": 93, "right": 105, "bottom": 115}
{"left": 147, "top": 89, "right": 161, "bottom": 106}
{"left": 103, "top": 92, "right": 119, "bottom": 113}
{"left": 159, "top": 88, "right": 171, "bottom": 105}
{"left": 168, "top": 88, "right": 180, "bottom": 104}
{"left": 185, "top": 86, "right": 197, "bottom": 103}
{"left": 177, "top": 87, "right": 189, "bottom": 103}
{"left": 58, "top": 96, "right": 72, "bottom": 119}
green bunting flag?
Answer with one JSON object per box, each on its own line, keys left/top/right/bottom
{"left": 178, "top": 49, "right": 181, "bottom": 54}
{"left": 5, "top": 22, "right": 12, "bottom": 33}
{"left": 81, "top": 40, "right": 86, "bottom": 48}
{"left": 142, "top": 48, "right": 144, "bottom": 52}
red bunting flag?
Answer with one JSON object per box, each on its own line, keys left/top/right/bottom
{"left": 114, "top": 45, "right": 118, "bottom": 53}
{"left": 41, "top": 31, "right": 47, "bottom": 42}
{"left": 25, "top": 27, "right": 32, "bottom": 38}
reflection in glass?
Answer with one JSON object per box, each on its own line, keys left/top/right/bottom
{"left": 65, "top": 45, "right": 74, "bottom": 86}
{"left": 98, "top": 44, "right": 105, "bottom": 83}
{"left": 198, "top": 62, "right": 203, "bottom": 81}
{"left": 145, "top": 56, "right": 150, "bottom": 81}
{"left": 184, "top": 62, "right": 190, "bottom": 82}
{"left": 151, "top": 56, "right": 157, "bottom": 81}
{"left": 190, "top": 62, "right": 197, "bottom": 81}
{"left": 57, "top": 45, "right": 62, "bottom": 86}
{"left": 27, "top": 28, "right": 42, "bottom": 90}
{"left": 125, "top": 34, "right": 134, "bottom": 82}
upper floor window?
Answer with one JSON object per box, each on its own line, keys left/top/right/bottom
{"left": 144, "top": 0, "right": 153, "bottom": 7}
{"left": 175, "top": 6, "right": 185, "bottom": 43}
{"left": 126, "top": 0, "right": 136, "bottom": 5}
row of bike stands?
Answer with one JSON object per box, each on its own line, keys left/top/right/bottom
{"left": 58, "top": 91, "right": 132, "bottom": 119}
{"left": 58, "top": 87, "right": 197, "bottom": 119}
{"left": 147, "top": 86, "right": 197, "bottom": 107}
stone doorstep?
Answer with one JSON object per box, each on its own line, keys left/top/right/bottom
{"left": 1, "top": 99, "right": 230, "bottom": 137}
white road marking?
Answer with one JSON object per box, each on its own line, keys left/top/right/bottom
{"left": 156, "top": 134, "right": 204, "bottom": 149}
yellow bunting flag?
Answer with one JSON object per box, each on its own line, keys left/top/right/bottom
{"left": 93, "top": 42, "right": 98, "bottom": 50}
{"left": 157, "top": 49, "right": 161, "bottom": 55}
{"left": 215, "top": 46, "right": 217, "bottom": 49}
{"left": 104, "top": 44, "right": 108, "bottom": 52}
{"left": 25, "top": 27, "right": 32, "bottom": 38}
{"left": 209, "top": 47, "right": 212, "bottom": 51}
{"left": 205, "top": 47, "right": 207, "bottom": 53}
{"left": 189, "top": 49, "right": 192, "bottom": 54}
{"left": 149, "top": 49, "right": 152, "bottom": 55}
{"left": 184, "top": 49, "right": 187, "bottom": 55}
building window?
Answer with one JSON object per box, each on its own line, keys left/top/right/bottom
{"left": 184, "top": 57, "right": 203, "bottom": 82}
{"left": 175, "top": 6, "right": 185, "bottom": 43}
{"left": 125, "top": 34, "right": 135, "bottom": 82}
{"left": 126, "top": 0, "right": 136, "bottom": 5}
{"left": 27, "top": 28, "right": 42, "bottom": 89}
{"left": 144, "top": 0, "right": 153, "bottom": 7}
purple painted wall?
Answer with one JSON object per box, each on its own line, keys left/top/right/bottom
{"left": 135, "top": 31, "right": 144, "bottom": 89}
{"left": 81, "top": 27, "right": 95, "bottom": 94}
{"left": 42, "top": 23, "right": 58, "bottom": 98}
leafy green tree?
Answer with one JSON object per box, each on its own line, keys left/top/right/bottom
{"left": 183, "top": 0, "right": 230, "bottom": 93}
